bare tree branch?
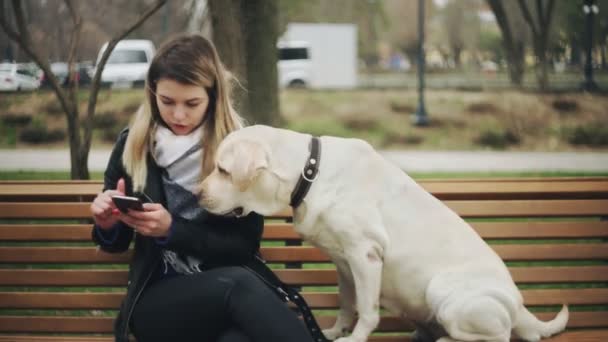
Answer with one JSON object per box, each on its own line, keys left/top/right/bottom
{"left": 64, "top": 0, "right": 83, "bottom": 113}
{"left": 84, "top": 0, "right": 167, "bottom": 156}
{"left": 2, "top": 0, "right": 69, "bottom": 111}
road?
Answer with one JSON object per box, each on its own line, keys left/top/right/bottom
{"left": 1, "top": 149, "right": 607, "bottom": 173}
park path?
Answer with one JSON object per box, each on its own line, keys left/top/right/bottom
{"left": 1, "top": 149, "right": 607, "bottom": 173}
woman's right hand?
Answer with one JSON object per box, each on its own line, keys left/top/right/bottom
{"left": 90, "top": 178, "right": 126, "bottom": 230}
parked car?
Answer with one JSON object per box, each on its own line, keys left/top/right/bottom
{"left": 40, "top": 62, "right": 93, "bottom": 89}
{"left": 95, "top": 39, "right": 155, "bottom": 89}
{"left": 277, "top": 40, "right": 311, "bottom": 88}
{"left": 0, "top": 62, "right": 41, "bottom": 91}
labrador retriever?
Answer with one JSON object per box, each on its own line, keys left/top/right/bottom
{"left": 198, "top": 125, "right": 568, "bottom": 342}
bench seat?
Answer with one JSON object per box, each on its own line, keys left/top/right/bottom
{"left": 1, "top": 178, "right": 607, "bottom": 341}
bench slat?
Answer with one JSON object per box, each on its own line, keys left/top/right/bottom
{"left": 0, "top": 311, "right": 605, "bottom": 333}
{"left": 2, "top": 199, "right": 608, "bottom": 219}
{"left": 3, "top": 178, "right": 607, "bottom": 200}
{"left": 469, "top": 222, "right": 608, "bottom": 239}
{"left": 0, "top": 225, "right": 92, "bottom": 241}
{"left": 0, "top": 336, "right": 114, "bottom": 342}
{"left": 1, "top": 244, "right": 607, "bottom": 263}
{"left": 2, "top": 221, "right": 607, "bottom": 242}
{"left": 445, "top": 200, "right": 608, "bottom": 217}
{"left": 3, "top": 289, "right": 606, "bottom": 309}
{"left": 2, "top": 266, "right": 607, "bottom": 286}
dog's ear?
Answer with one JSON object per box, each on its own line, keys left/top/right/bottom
{"left": 230, "top": 140, "right": 268, "bottom": 191}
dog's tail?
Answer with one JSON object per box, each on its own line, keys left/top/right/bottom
{"left": 512, "top": 304, "right": 569, "bottom": 341}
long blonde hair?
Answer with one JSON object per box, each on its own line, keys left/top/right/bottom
{"left": 123, "top": 34, "right": 243, "bottom": 192}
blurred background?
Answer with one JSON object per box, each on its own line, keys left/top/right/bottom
{"left": 0, "top": 0, "right": 607, "bottom": 179}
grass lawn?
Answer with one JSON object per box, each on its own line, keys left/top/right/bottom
{"left": 2, "top": 87, "right": 608, "bottom": 152}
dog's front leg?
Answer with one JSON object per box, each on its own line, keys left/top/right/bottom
{"left": 334, "top": 242, "right": 383, "bottom": 342}
{"left": 323, "top": 262, "right": 356, "bottom": 340}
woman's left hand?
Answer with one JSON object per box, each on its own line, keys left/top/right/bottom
{"left": 119, "top": 203, "right": 172, "bottom": 237}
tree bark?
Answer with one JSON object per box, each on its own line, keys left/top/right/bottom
{"left": 486, "top": 0, "right": 525, "bottom": 86}
{"left": 208, "top": 0, "right": 248, "bottom": 117}
{"left": 241, "top": 0, "right": 281, "bottom": 126}
{"left": 517, "top": 0, "right": 555, "bottom": 91}
{"left": 209, "top": 0, "right": 281, "bottom": 126}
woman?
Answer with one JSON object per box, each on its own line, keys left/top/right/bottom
{"left": 90, "top": 34, "right": 313, "bottom": 342}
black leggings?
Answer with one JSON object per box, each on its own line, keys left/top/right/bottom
{"left": 132, "top": 266, "right": 313, "bottom": 342}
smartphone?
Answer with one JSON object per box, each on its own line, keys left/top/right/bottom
{"left": 111, "top": 195, "right": 144, "bottom": 213}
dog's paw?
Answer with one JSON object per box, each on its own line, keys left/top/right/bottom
{"left": 411, "top": 328, "right": 435, "bottom": 342}
{"left": 334, "top": 337, "right": 365, "bottom": 342}
{"left": 322, "top": 327, "right": 349, "bottom": 340}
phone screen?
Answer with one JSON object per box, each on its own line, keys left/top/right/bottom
{"left": 111, "top": 195, "right": 144, "bottom": 213}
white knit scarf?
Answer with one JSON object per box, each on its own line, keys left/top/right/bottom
{"left": 153, "top": 124, "right": 205, "bottom": 275}
{"left": 153, "top": 125, "right": 203, "bottom": 194}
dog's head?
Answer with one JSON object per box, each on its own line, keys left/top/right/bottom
{"left": 198, "top": 131, "right": 286, "bottom": 217}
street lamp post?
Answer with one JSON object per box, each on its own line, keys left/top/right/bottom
{"left": 582, "top": 0, "right": 599, "bottom": 92}
{"left": 413, "top": 0, "right": 429, "bottom": 126}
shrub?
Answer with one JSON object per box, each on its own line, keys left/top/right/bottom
{"left": 552, "top": 99, "right": 578, "bottom": 113}
{"left": 342, "top": 117, "right": 379, "bottom": 131}
{"left": 101, "top": 125, "right": 126, "bottom": 143}
{"left": 382, "top": 132, "right": 424, "bottom": 146}
{"left": 467, "top": 102, "right": 499, "bottom": 114}
{"left": 122, "top": 102, "right": 142, "bottom": 115}
{"left": 474, "top": 129, "right": 520, "bottom": 149}
{"left": 19, "top": 126, "right": 66, "bottom": 144}
{"left": 93, "top": 112, "right": 118, "bottom": 129}
{"left": 389, "top": 101, "right": 416, "bottom": 114}
{"left": 2, "top": 112, "right": 33, "bottom": 126}
{"left": 44, "top": 101, "right": 64, "bottom": 116}
{"left": 564, "top": 124, "right": 608, "bottom": 146}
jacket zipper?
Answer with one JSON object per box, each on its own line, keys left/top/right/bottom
{"left": 123, "top": 256, "right": 160, "bottom": 339}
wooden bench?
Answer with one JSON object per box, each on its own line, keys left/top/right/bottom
{"left": 0, "top": 178, "right": 607, "bottom": 341}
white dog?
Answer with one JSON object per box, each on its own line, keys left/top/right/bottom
{"left": 198, "top": 125, "right": 568, "bottom": 342}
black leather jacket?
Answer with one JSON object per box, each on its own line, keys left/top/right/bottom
{"left": 91, "top": 129, "right": 264, "bottom": 341}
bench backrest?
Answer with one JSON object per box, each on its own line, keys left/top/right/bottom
{"left": 1, "top": 178, "right": 607, "bottom": 339}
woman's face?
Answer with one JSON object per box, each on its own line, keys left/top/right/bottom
{"left": 155, "top": 78, "right": 210, "bottom": 135}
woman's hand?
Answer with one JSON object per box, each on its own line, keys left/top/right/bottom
{"left": 119, "top": 203, "right": 173, "bottom": 238}
{"left": 90, "top": 178, "right": 125, "bottom": 230}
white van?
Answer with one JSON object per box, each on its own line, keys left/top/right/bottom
{"left": 277, "top": 41, "right": 311, "bottom": 88}
{"left": 95, "top": 39, "right": 155, "bottom": 89}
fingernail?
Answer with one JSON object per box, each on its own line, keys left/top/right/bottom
{"left": 112, "top": 209, "right": 119, "bottom": 215}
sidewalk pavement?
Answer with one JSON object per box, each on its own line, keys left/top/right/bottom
{"left": 1, "top": 149, "right": 607, "bottom": 173}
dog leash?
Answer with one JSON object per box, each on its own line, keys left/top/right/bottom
{"left": 244, "top": 256, "right": 330, "bottom": 342}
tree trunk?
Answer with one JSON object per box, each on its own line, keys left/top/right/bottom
{"left": 66, "top": 108, "right": 89, "bottom": 179}
{"left": 570, "top": 38, "right": 581, "bottom": 67}
{"left": 241, "top": 0, "right": 281, "bottom": 126}
{"left": 601, "top": 45, "right": 607, "bottom": 70}
{"left": 486, "top": 0, "right": 525, "bottom": 87}
{"left": 507, "top": 44, "right": 525, "bottom": 86}
{"left": 536, "top": 48, "right": 549, "bottom": 91}
{"left": 516, "top": 0, "right": 555, "bottom": 91}
{"left": 208, "top": 0, "right": 248, "bottom": 117}
{"left": 452, "top": 46, "right": 462, "bottom": 68}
